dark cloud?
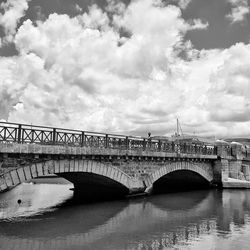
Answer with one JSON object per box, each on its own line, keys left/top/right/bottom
{"left": 210, "top": 111, "right": 250, "bottom": 122}
{"left": 33, "top": 6, "right": 46, "bottom": 22}
{"left": 140, "top": 107, "right": 169, "bottom": 117}
{"left": 0, "top": 89, "right": 19, "bottom": 120}
{"left": 73, "top": 77, "right": 98, "bottom": 95}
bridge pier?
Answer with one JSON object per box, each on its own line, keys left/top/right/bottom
{"left": 214, "top": 141, "right": 250, "bottom": 188}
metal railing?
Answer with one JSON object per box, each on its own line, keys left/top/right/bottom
{"left": 0, "top": 122, "right": 217, "bottom": 155}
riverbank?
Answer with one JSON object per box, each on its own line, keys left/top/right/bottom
{"left": 223, "top": 178, "right": 250, "bottom": 188}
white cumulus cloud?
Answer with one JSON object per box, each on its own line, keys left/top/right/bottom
{"left": 227, "top": 0, "right": 250, "bottom": 23}
{"left": 0, "top": 0, "right": 250, "bottom": 138}
{"left": 0, "top": 0, "right": 30, "bottom": 44}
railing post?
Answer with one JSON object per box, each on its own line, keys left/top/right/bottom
{"left": 31, "top": 129, "right": 34, "bottom": 143}
{"left": 52, "top": 128, "right": 56, "bottom": 144}
{"left": 214, "top": 146, "right": 217, "bottom": 155}
{"left": 194, "top": 144, "right": 196, "bottom": 153}
{"left": 158, "top": 140, "right": 161, "bottom": 151}
{"left": 143, "top": 138, "right": 146, "bottom": 151}
{"left": 17, "top": 124, "right": 22, "bottom": 143}
{"left": 105, "top": 134, "right": 109, "bottom": 148}
{"left": 172, "top": 142, "right": 175, "bottom": 153}
{"left": 148, "top": 138, "right": 152, "bottom": 150}
{"left": 126, "top": 136, "right": 129, "bottom": 150}
{"left": 3, "top": 127, "right": 6, "bottom": 141}
{"left": 183, "top": 143, "right": 186, "bottom": 153}
{"left": 81, "top": 132, "right": 85, "bottom": 147}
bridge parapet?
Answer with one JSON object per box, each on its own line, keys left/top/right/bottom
{"left": 0, "top": 122, "right": 216, "bottom": 156}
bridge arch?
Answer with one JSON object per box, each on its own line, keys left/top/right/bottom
{"left": 144, "top": 161, "right": 213, "bottom": 193}
{"left": 0, "top": 159, "right": 142, "bottom": 196}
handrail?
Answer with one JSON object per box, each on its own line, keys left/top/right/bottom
{"left": 0, "top": 121, "right": 217, "bottom": 155}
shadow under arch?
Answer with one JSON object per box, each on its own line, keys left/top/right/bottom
{"left": 153, "top": 169, "right": 212, "bottom": 194}
{"left": 58, "top": 172, "right": 130, "bottom": 200}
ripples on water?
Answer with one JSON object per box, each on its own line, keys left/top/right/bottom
{"left": 1, "top": 180, "right": 250, "bottom": 250}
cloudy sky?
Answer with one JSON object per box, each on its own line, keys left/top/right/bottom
{"left": 0, "top": 0, "right": 250, "bottom": 138}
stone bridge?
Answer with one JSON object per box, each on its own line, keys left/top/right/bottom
{"left": 0, "top": 122, "right": 249, "bottom": 197}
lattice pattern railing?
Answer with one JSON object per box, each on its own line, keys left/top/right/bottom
{"left": 0, "top": 122, "right": 217, "bottom": 155}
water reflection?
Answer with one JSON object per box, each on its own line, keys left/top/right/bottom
{"left": 1, "top": 183, "right": 250, "bottom": 249}
{"left": 0, "top": 182, "right": 73, "bottom": 219}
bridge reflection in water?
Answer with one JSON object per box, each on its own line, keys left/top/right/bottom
{"left": 1, "top": 183, "right": 250, "bottom": 250}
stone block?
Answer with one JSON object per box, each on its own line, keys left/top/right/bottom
{"left": 82, "top": 160, "right": 88, "bottom": 172}
{"left": 23, "top": 166, "right": 32, "bottom": 180}
{"left": 231, "top": 142, "right": 244, "bottom": 160}
{"left": 69, "top": 160, "right": 74, "bottom": 172}
{"left": 30, "top": 164, "right": 38, "bottom": 178}
{"left": 117, "top": 171, "right": 122, "bottom": 182}
{"left": 102, "top": 164, "right": 109, "bottom": 176}
{"left": 17, "top": 168, "right": 26, "bottom": 182}
{"left": 59, "top": 161, "right": 65, "bottom": 172}
{"left": 10, "top": 170, "right": 20, "bottom": 185}
{"left": 242, "top": 165, "right": 250, "bottom": 181}
{"left": 110, "top": 168, "right": 115, "bottom": 179}
{"left": 74, "top": 159, "right": 79, "bottom": 172}
{"left": 36, "top": 163, "right": 44, "bottom": 176}
{"left": 106, "top": 166, "right": 111, "bottom": 178}
{"left": 43, "top": 163, "right": 50, "bottom": 176}
{"left": 213, "top": 159, "right": 228, "bottom": 182}
{"left": 86, "top": 160, "right": 91, "bottom": 172}
{"left": 229, "top": 160, "right": 242, "bottom": 179}
{"left": 64, "top": 160, "right": 70, "bottom": 172}
{"left": 0, "top": 176, "right": 7, "bottom": 191}
{"left": 91, "top": 162, "right": 98, "bottom": 174}
{"left": 5, "top": 172, "right": 13, "bottom": 186}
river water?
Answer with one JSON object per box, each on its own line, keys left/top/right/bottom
{"left": 0, "top": 181, "right": 250, "bottom": 250}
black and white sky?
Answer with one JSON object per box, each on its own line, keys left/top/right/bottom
{"left": 0, "top": 0, "right": 250, "bottom": 137}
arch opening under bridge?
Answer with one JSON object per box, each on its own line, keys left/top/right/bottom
{"left": 145, "top": 161, "right": 214, "bottom": 194}
{"left": 58, "top": 172, "right": 130, "bottom": 200}
{"left": 152, "top": 170, "right": 212, "bottom": 194}
{"left": 0, "top": 160, "right": 142, "bottom": 199}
